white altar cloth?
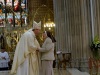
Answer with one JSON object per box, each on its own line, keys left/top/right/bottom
{"left": 0, "top": 71, "right": 10, "bottom": 75}
{"left": 0, "top": 60, "right": 8, "bottom": 68}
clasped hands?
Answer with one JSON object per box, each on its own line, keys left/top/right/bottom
{"left": 36, "top": 47, "right": 40, "bottom": 52}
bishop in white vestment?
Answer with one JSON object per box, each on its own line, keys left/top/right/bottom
{"left": 11, "top": 21, "right": 41, "bottom": 75}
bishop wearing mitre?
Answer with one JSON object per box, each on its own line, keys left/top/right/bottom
{"left": 11, "top": 21, "right": 41, "bottom": 75}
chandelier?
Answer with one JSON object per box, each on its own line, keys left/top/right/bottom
{"left": 43, "top": 13, "right": 55, "bottom": 30}
{"left": 44, "top": 18, "right": 55, "bottom": 30}
{"left": 32, "top": 4, "right": 55, "bottom": 31}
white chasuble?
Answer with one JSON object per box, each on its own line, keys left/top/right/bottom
{"left": 11, "top": 29, "right": 40, "bottom": 75}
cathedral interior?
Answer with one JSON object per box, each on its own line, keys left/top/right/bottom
{"left": 0, "top": 0, "right": 100, "bottom": 75}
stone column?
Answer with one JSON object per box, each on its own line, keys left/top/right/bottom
{"left": 53, "top": 0, "right": 94, "bottom": 70}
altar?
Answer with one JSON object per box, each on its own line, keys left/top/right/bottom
{"left": 0, "top": 71, "right": 11, "bottom": 75}
{"left": 0, "top": 60, "right": 9, "bottom": 69}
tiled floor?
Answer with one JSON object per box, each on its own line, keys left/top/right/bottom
{"left": 0, "top": 68, "right": 90, "bottom": 75}
{"left": 54, "top": 68, "right": 70, "bottom": 75}
{"left": 66, "top": 68, "right": 90, "bottom": 75}
{"left": 54, "top": 68, "right": 90, "bottom": 75}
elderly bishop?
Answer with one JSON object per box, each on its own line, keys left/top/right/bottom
{"left": 11, "top": 21, "right": 41, "bottom": 75}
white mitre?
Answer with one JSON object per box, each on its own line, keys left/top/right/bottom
{"left": 33, "top": 21, "right": 41, "bottom": 29}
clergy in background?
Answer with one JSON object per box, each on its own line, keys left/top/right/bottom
{"left": 0, "top": 48, "right": 10, "bottom": 70}
{"left": 11, "top": 21, "right": 41, "bottom": 75}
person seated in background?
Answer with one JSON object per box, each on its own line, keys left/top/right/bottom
{"left": 0, "top": 48, "right": 10, "bottom": 70}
